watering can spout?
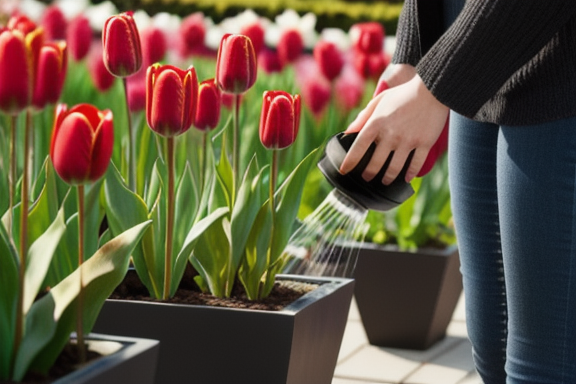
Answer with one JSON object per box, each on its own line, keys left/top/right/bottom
{"left": 317, "top": 132, "right": 414, "bottom": 212}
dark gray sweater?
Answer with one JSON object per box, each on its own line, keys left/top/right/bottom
{"left": 393, "top": 0, "right": 576, "bottom": 126}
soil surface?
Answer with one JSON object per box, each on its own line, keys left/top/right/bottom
{"left": 109, "top": 267, "right": 319, "bottom": 311}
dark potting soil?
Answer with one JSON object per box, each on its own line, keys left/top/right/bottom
{"left": 2, "top": 343, "right": 100, "bottom": 384}
{"left": 109, "top": 268, "right": 318, "bottom": 311}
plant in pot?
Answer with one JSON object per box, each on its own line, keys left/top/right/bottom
{"left": 0, "top": 14, "right": 158, "bottom": 383}
{"left": 352, "top": 147, "right": 461, "bottom": 350}
{"left": 93, "top": 21, "right": 355, "bottom": 384}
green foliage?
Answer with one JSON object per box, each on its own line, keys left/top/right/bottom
{"left": 363, "top": 154, "right": 456, "bottom": 251}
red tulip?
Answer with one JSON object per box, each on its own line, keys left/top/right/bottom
{"left": 259, "top": 90, "right": 301, "bottom": 149}
{"left": 127, "top": 71, "right": 146, "bottom": 112}
{"left": 240, "top": 22, "right": 265, "bottom": 55}
{"left": 88, "top": 43, "right": 115, "bottom": 92}
{"left": 141, "top": 26, "right": 167, "bottom": 66}
{"left": 146, "top": 63, "right": 198, "bottom": 137}
{"left": 216, "top": 34, "right": 257, "bottom": 94}
{"left": 301, "top": 78, "right": 331, "bottom": 118}
{"left": 179, "top": 13, "right": 206, "bottom": 57}
{"left": 258, "top": 48, "right": 283, "bottom": 74}
{"left": 40, "top": 5, "right": 67, "bottom": 41}
{"left": 33, "top": 41, "right": 67, "bottom": 109}
{"left": 350, "top": 22, "right": 385, "bottom": 54}
{"left": 277, "top": 29, "right": 303, "bottom": 65}
{"left": 50, "top": 103, "right": 114, "bottom": 184}
{"left": 353, "top": 51, "right": 389, "bottom": 80}
{"left": 0, "top": 20, "right": 43, "bottom": 115}
{"left": 67, "top": 15, "right": 92, "bottom": 61}
{"left": 102, "top": 12, "right": 142, "bottom": 77}
{"left": 313, "top": 40, "right": 344, "bottom": 81}
{"left": 194, "top": 78, "right": 221, "bottom": 131}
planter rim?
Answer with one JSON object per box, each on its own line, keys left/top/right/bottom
{"left": 105, "top": 274, "right": 354, "bottom": 315}
{"left": 355, "top": 242, "right": 458, "bottom": 255}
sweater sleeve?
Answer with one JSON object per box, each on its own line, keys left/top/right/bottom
{"left": 417, "top": 0, "right": 576, "bottom": 118}
{"left": 392, "top": 0, "right": 445, "bottom": 66}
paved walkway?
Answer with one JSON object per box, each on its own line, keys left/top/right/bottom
{"left": 333, "top": 293, "right": 482, "bottom": 384}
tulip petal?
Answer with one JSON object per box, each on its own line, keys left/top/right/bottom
{"left": 150, "top": 69, "right": 186, "bottom": 136}
{"left": 51, "top": 112, "right": 94, "bottom": 183}
{"left": 0, "top": 31, "right": 31, "bottom": 114}
{"left": 89, "top": 110, "right": 114, "bottom": 181}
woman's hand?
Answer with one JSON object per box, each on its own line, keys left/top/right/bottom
{"left": 340, "top": 74, "right": 449, "bottom": 185}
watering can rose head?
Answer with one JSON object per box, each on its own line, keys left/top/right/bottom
{"left": 102, "top": 11, "right": 142, "bottom": 78}
{"left": 215, "top": 33, "right": 257, "bottom": 94}
{"left": 146, "top": 63, "right": 199, "bottom": 137}
{"left": 50, "top": 103, "right": 114, "bottom": 185}
{"left": 260, "top": 90, "right": 301, "bottom": 149}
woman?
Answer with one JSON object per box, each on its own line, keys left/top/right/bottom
{"left": 341, "top": 1, "right": 576, "bottom": 383}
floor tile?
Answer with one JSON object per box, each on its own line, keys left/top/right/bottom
{"left": 338, "top": 319, "right": 368, "bottom": 362}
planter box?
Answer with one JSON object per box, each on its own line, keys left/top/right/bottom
{"left": 92, "top": 273, "right": 354, "bottom": 384}
{"left": 353, "top": 243, "right": 462, "bottom": 350}
{"left": 54, "top": 333, "right": 159, "bottom": 384}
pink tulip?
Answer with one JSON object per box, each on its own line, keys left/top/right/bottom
{"left": 67, "top": 15, "right": 93, "bottom": 61}
{"left": 88, "top": 44, "right": 115, "bottom": 92}
{"left": 277, "top": 29, "right": 303, "bottom": 65}
{"left": 40, "top": 5, "right": 67, "bottom": 41}
{"left": 178, "top": 13, "right": 206, "bottom": 57}
{"left": 140, "top": 26, "right": 167, "bottom": 66}
{"left": 258, "top": 48, "right": 284, "bottom": 74}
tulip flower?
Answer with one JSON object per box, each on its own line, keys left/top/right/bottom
{"left": 102, "top": 12, "right": 142, "bottom": 78}
{"left": 146, "top": 63, "right": 198, "bottom": 137}
{"left": 277, "top": 29, "right": 304, "bottom": 65}
{"left": 178, "top": 13, "right": 206, "bottom": 58}
{"left": 140, "top": 26, "right": 167, "bottom": 66}
{"left": 215, "top": 33, "right": 257, "bottom": 95}
{"left": 194, "top": 78, "right": 221, "bottom": 131}
{"left": 67, "top": 15, "right": 92, "bottom": 61}
{"left": 127, "top": 72, "right": 146, "bottom": 112}
{"left": 40, "top": 5, "right": 67, "bottom": 41}
{"left": 334, "top": 66, "right": 365, "bottom": 113}
{"left": 32, "top": 41, "right": 67, "bottom": 109}
{"left": 240, "top": 22, "right": 265, "bottom": 56}
{"left": 350, "top": 22, "right": 385, "bottom": 54}
{"left": 301, "top": 78, "right": 331, "bottom": 118}
{"left": 88, "top": 44, "right": 115, "bottom": 92}
{"left": 260, "top": 90, "right": 301, "bottom": 150}
{"left": 313, "top": 40, "right": 344, "bottom": 81}
{"left": 50, "top": 103, "right": 114, "bottom": 184}
{"left": 353, "top": 51, "right": 390, "bottom": 80}
{"left": 258, "top": 48, "right": 283, "bottom": 74}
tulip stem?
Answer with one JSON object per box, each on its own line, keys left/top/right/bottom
{"left": 123, "top": 78, "right": 136, "bottom": 192}
{"left": 163, "top": 137, "right": 175, "bottom": 300}
{"left": 14, "top": 112, "right": 31, "bottom": 362}
{"left": 76, "top": 184, "right": 86, "bottom": 364}
{"left": 265, "top": 150, "right": 278, "bottom": 299}
{"left": 232, "top": 94, "right": 241, "bottom": 201}
{"left": 200, "top": 131, "right": 207, "bottom": 198}
{"left": 8, "top": 115, "right": 16, "bottom": 239}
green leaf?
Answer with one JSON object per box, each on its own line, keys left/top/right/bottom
{"left": 23, "top": 208, "right": 66, "bottom": 316}
{"left": 13, "top": 220, "right": 152, "bottom": 380}
{"left": 213, "top": 138, "right": 234, "bottom": 210}
{"left": 0, "top": 223, "right": 17, "bottom": 380}
{"left": 174, "top": 162, "right": 198, "bottom": 254}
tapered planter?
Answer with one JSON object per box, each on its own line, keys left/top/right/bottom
{"left": 353, "top": 243, "right": 462, "bottom": 350}
{"left": 92, "top": 273, "right": 354, "bottom": 384}
{"left": 54, "top": 333, "right": 159, "bottom": 384}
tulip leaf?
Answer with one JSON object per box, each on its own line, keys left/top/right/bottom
{"left": 0, "top": 223, "right": 17, "bottom": 381}
{"left": 174, "top": 162, "right": 198, "bottom": 255}
{"left": 176, "top": 207, "right": 229, "bottom": 296}
{"left": 13, "top": 220, "right": 152, "bottom": 381}
{"left": 213, "top": 138, "right": 234, "bottom": 210}
{"left": 23, "top": 208, "right": 66, "bottom": 316}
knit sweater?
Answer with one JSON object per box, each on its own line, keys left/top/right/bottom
{"left": 392, "top": 0, "right": 576, "bottom": 126}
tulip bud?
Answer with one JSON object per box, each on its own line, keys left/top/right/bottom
{"left": 258, "top": 48, "right": 283, "bottom": 74}
{"left": 33, "top": 41, "right": 67, "bottom": 109}
{"left": 350, "top": 22, "right": 385, "bottom": 54}
{"left": 334, "top": 66, "right": 365, "bottom": 113}
{"left": 179, "top": 13, "right": 206, "bottom": 57}
{"left": 353, "top": 51, "right": 389, "bottom": 80}
{"left": 141, "top": 26, "right": 167, "bottom": 66}
{"left": 277, "top": 29, "right": 304, "bottom": 65}
{"left": 259, "top": 91, "right": 301, "bottom": 149}
{"left": 40, "top": 5, "right": 67, "bottom": 41}
{"left": 67, "top": 15, "right": 92, "bottom": 61}
{"left": 50, "top": 103, "right": 114, "bottom": 185}
{"left": 127, "top": 71, "right": 146, "bottom": 112}
{"left": 240, "top": 22, "right": 265, "bottom": 56}
{"left": 301, "top": 78, "right": 331, "bottom": 118}
{"left": 313, "top": 40, "right": 344, "bottom": 81}
{"left": 102, "top": 12, "right": 142, "bottom": 77}
{"left": 216, "top": 34, "right": 257, "bottom": 94}
{"left": 146, "top": 63, "right": 198, "bottom": 137}
{"left": 88, "top": 44, "right": 115, "bottom": 92}
{"left": 194, "top": 78, "right": 221, "bottom": 131}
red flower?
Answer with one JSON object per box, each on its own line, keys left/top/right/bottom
{"left": 50, "top": 103, "right": 114, "bottom": 184}
{"left": 127, "top": 71, "right": 146, "bottom": 112}
{"left": 33, "top": 41, "right": 68, "bottom": 109}
{"left": 313, "top": 40, "right": 344, "bottom": 81}
{"left": 141, "top": 26, "right": 167, "bottom": 66}
{"left": 353, "top": 51, "right": 389, "bottom": 80}
{"left": 102, "top": 12, "right": 142, "bottom": 77}
{"left": 0, "top": 19, "right": 43, "bottom": 115}
{"left": 258, "top": 48, "right": 284, "bottom": 74}
{"left": 350, "top": 22, "right": 385, "bottom": 54}
{"left": 240, "top": 22, "right": 265, "bottom": 55}
{"left": 146, "top": 63, "right": 198, "bottom": 137}
{"left": 67, "top": 15, "right": 92, "bottom": 61}
{"left": 194, "top": 78, "right": 221, "bottom": 131}
{"left": 40, "top": 5, "right": 67, "bottom": 41}
{"left": 216, "top": 34, "right": 257, "bottom": 94}
{"left": 334, "top": 66, "right": 365, "bottom": 113}
{"left": 259, "top": 90, "right": 301, "bottom": 149}
{"left": 301, "top": 78, "right": 331, "bottom": 118}
{"left": 277, "top": 29, "right": 303, "bottom": 65}
{"left": 178, "top": 13, "right": 206, "bottom": 57}
{"left": 88, "top": 43, "right": 115, "bottom": 92}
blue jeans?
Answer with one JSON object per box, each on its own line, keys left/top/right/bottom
{"left": 449, "top": 112, "right": 576, "bottom": 383}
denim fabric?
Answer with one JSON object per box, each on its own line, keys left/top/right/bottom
{"left": 448, "top": 112, "right": 576, "bottom": 383}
